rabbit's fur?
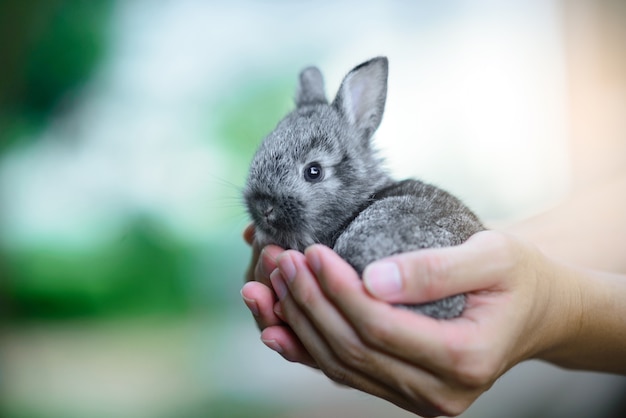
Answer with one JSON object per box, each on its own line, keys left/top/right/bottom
{"left": 244, "top": 57, "right": 485, "bottom": 318}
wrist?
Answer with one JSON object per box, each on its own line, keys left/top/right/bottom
{"left": 534, "top": 264, "right": 626, "bottom": 374}
{"left": 530, "top": 260, "right": 585, "bottom": 363}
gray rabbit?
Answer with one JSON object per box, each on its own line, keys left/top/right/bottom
{"left": 244, "top": 57, "right": 485, "bottom": 319}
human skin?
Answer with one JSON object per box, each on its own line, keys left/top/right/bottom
{"left": 240, "top": 85, "right": 626, "bottom": 415}
{"left": 242, "top": 228, "right": 626, "bottom": 416}
{"left": 240, "top": 124, "right": 626, "bottom": 416}
{"left": 241, "top": 175, "right": 626, "bottom": 416}
{"left": 240, "top": 3, "right": 626, "bottom": 412}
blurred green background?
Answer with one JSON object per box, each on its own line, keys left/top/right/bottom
{"left": 0, "top": 0, "right": 294, "bottom": 324}
{"left": 1, "top": 1, "right": 625, "bottom": 417}
{"left": 0, "top": 1, "right": 293, "bottom": 416}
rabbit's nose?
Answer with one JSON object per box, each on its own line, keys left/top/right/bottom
{"left": 263, "top": 206, "right": 274, "bottom": 219}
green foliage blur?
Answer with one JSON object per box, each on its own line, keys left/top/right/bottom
{"left": 1, "top": 0, "right": 116, "bottom": 321}
{"left": 0, "top": 0, "right": 112, "bottom": 151}
{"left": 0, "top": 0, "right": 304, "bottom": 412}
{"left": 6, "top": 217, "right": 192, "bottom": 319}
{"left": 0, "top": 0, "right": 294, "bottom": 322}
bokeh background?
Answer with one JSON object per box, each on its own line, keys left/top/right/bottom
{"left": 1, "top": 1, "right": 625, "bottom": 417}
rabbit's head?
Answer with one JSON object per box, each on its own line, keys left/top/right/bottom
{"left": 244, "top": 57, "right": 392, "bottom": 251}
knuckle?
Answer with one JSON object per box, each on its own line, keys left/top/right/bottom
{"left": 482, "top": 231, "right": 521, "bottom": 272}
{"left": 443, "top": 334, "right": 498, "bottom": 389}
{"left": 449, "top": 353, "right": 497, "bottom": 388}
{"left": 332, "top": 334, "right": 369, "bottom": 370}
{"left": 356, "top": 314, "right": 392, "bottom": 347}
{"left": 417, "top": 252, "right": 451, "bottom": 300}
{"left": 456, "top": 363, "right": 494, "bottom": 388}
{"left": 320, "top": 362, "right": 349, "bottom": 385}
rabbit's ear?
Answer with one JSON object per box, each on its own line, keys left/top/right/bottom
{"left": 296, "top": 67, "right": 328, "bottom": 107}
{"left": 333, "top": 57, "right": 388, "bottom": 140}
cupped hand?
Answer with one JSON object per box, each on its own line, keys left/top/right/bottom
{"left": 255, "top": 231, "right": 573, "bottom": 416}
{"left": 241, "top": 224, "right": 318, "bottom": 367}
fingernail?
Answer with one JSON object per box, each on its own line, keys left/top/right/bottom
{"left": 270, "top": 269, "right": 287, "bottom": 300}
{"left": 277, "top": 253, "right": 296, "bottom": 283}
{"left": 363, "top": 262, "right": 402, "bottom": 298}
{"left": 305, "top": 246, "right": 321, "bottom": 275}
{"left": 273, "top": 302, "right": 284, "bottom": 320}
{"left": 261, "top": 337, "right": 283, "bottom": 353}
{"left": 240, "top": 289, "right": 259, "bottom": 316}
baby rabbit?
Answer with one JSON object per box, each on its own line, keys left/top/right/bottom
{"left": 244, "top": 57, "right": 485, "bottom": 318}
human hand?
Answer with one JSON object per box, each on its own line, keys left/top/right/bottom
{"left": 241, "top": 224, "right": 318, "bottom": 367}
{"left": 262, "top": 231, "right": 576, "bottom": 416}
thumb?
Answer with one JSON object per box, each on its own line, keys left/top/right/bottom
{"left": 362, "top": 231, "right": 512, "bottom": 304}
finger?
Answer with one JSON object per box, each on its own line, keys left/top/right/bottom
{"left": 270, "top": 268, "right": 433, "bottom": 416}
{"left": 305, "top": 244, "right": 466, "bottom": 374}
{"left": 243, "top": 223, "right": 255, "bottom": 245}
{"left": 275, "top": 251, "right": 449, "bottom": 413}
{"left": 362, "top": 230, "right": 517, "bottom": 304}
{"left": 260, "top": 325, "right": 319, "bottom": 368}
{"left": 241, "top": 281, "right": 283, "bottom": 330}
{"left": 253, "top": 245, "right": 284, "bottom": 287}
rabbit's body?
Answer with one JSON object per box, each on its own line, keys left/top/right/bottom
{"left": 244, "top": 57, "right": 485, "bottom": 319}
{"left": 335, "top": 179, "right": 483, "bottom": 318}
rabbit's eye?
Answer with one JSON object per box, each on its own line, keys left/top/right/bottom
{"left": 304, "top": 162, "right": 323, "bottom": 182}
